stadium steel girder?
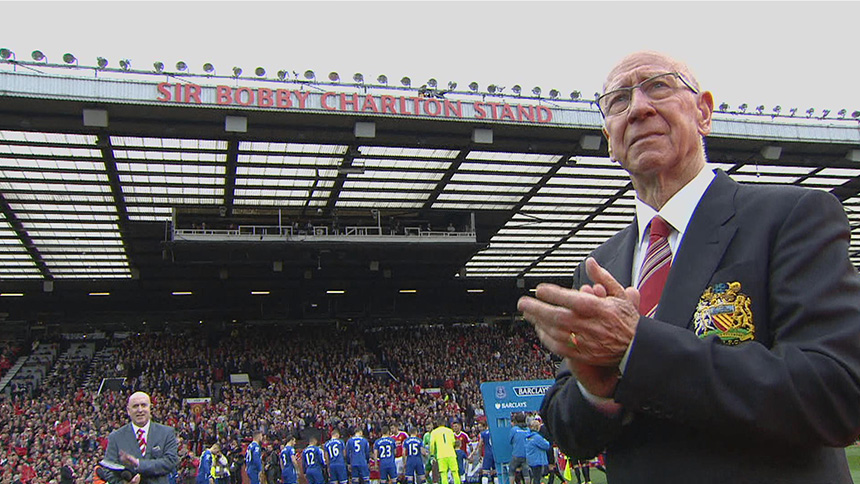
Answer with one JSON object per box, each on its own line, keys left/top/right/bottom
{"left": 423, "top": 149, "right": 468, "bottom": 210}
{"left": 324, "top": 143, "right": 360, "bottom": 213}
{"left": 0, "top": 191, "right": 51, "bottom": 279}
{"left": 97, "top": 133, "right": 135, "bottom": 268}
{"left": 222, "top": 139, "right": 239, "bottom": 218}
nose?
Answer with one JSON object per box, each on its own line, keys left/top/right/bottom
{"left": 626, "top": 87, "right": 656, "bottom": 121}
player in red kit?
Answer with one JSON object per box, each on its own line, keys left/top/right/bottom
{"left": 451, "top": 422, "right": 470, "bottom": 482}
{"left": 391, "top": 422, "right": 409, "bottom": 483}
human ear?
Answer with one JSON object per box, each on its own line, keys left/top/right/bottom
{"left": 697, "top": 91, "right": 714, "bottom": 136}
{"left": 602, "top": 127, "right": 614, "bottom": 161}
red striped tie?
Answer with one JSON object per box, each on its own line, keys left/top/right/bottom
{"left": 136, "top": 428, "right": 146, "bottom": 456}
{"left": 637, "top": 216, "right": 673, "bottom": 317}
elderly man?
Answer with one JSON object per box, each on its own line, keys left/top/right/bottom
{"left": 519, "top": 51, "right": 860, "bottom": 483}
{"left": 104, "top": 391, "right": 179, "bottom": 484}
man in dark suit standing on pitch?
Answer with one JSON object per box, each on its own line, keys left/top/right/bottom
{"left": 105, "top": 391, "right": 178, "bottom": 484}
{"left": 518, "top": 51, "right": 860, "bottom": 483}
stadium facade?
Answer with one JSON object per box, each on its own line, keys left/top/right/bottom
{"left": 1, "top": 55, "right": 859, "bottom": 329}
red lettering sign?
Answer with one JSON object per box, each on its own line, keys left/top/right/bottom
{"left": 341, "top": 93, "right": 359, "bottom": 111}
{"left": 154, "top": 85, "right": 554, "bottom": 124}
{"left": 186, "top": 84, "right": 202, "bottom": 104}
{"left": 361, "top": 94, "right": 379, "bottom": 113}
{"left": 381, "top": 96, "right": 396, "bottom": 114}
{"left": 236, "top": 87, "right": 254, "bottom": 106}
{"left": 474, "top": 102, "right": 487, "bottom": 119}
{"left": 156, "top": 82, "right": 171, "bottom": 101}
{"left": 258, "top": 88, "right": 273, "bottom": 107}
{"left": 321, "top": 92, "right": 336, "bottom": 110}
{"left": 276, "top": 89, "right": 291, "bottom": 108}
{"left": 424, "top": 98, "right": 441, "bottom": 116}
{"left": 294, "top": 91, "right": 309, "bottom": 109}
{"left": 217, "top": 86, "right": 232, "bottom": 105}
{"left": 537, "top": 105, "right": 552, "bottom": 123}
{"left": 444, "top": 100, "right": 462, "bottom": 117}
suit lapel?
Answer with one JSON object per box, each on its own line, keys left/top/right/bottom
{"left": 656, "top": 170, "right": 738, "bottom": 328}
{"left": 598, "top": 223, "right": 637, "bottom": 288}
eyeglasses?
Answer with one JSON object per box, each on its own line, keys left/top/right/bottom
{"left": 597, "top": 72, "right": 699, "bottom": 118}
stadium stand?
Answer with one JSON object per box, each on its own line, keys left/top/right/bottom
{"left": 0, "top": 322, "right": 554, "bottom": 484}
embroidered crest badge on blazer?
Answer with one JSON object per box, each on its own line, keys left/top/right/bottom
{"left": 693, "top": 281, "right": 755, "bottom": 345}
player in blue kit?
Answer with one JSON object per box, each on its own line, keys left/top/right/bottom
{"left": 197, "top": 443, "right": 219, "bottom": 484}
{"left": 477, "top": 421, "right": 495, "bottom": 484}
{"left": 346, "top": 428, "right": 371, "bottom": 484}
{"left": 508, "top": 414, "right": 531, "bottom": 484}
{"left": 303, "top": 436, "right": 327, "bottom": 484}
{"left": 246, "top": 431, "right": 264, "bottom": 484}
{"left": 325, "top": 429, "right": 349, "bottom": 484}
{"left": 374, "top": 426, "right": 398, "bottom": 484}
{"left": 280, "top": 436, "right": 299, "bottom": 484}
{"left": 404, "top": 429, "right": 427, "bottom": 484}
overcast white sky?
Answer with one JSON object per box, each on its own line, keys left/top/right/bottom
{"left": 2, "top": 1, "right": 859, "bottom": 115}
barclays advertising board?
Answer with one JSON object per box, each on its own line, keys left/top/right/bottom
{"left": 480, "top": 380, "right": 554, "bottom": 480}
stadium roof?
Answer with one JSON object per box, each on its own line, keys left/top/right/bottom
{"left": 1, "top": 61, "right": 859, "bottom": 330}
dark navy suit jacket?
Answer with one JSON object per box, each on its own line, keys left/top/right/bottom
{"left": 541, "top": 170, "right": 860, "bottom": 483}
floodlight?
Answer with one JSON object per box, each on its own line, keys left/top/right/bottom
{"left": 400, "top": 76, "right": 411, "bottom": 87}
{"left": 532, "top": 86, "right": 542, "bottom": 96}
{"left": 718, "top": 102, "right": 729, "bottom": 112}
{"left": 838, "top": 109, "right": 847, "bottom": 118}
{"left": 447, "top": 81, "right": 457, "bottom": 90}
{"left": 755, "top": 105, "right": 764, "bottom": 114}
{"left": 853, "top": 111, "right": 860, "bottom": 118}
{"left": 488, "top": 84, "right": 497, "bottom": 94}
{"left": 512, "top": 85, "right": 522, "bottom": 95}
{"left": 304, "top": 70, "right": 315, "bottom": 80}
{"left": 203, "top": 63, "right": 215, "bottom": 73}
{"left": 789, "top": 107, "right": 798, "bottom": 116}
{"left": 353, "top": 73, "right": 364, "bottom": 83}
{"left": 738, "top": 103, "right": 747, "bottom": 113}
{"left": 255, "top": 67, "right": 266, "bottom": 77}
{"left": 176, "top": 61, "right": 188, "bottom": 71}
{"left": 329, "top": 71, "right": 340, "bottom": 81}
{"left": 773, "top": 105, "right": 781, "bottom": 114}
{"left": 232, "top": 67, "right": 243, "bottom": 77}
{"left": 119, "top": 59, "right": 131, "bottom": 71}
{"left": 570, "top": 90, "right": 581, "bottom": 100}
{"left": 0, "top": 48, "right": 14, "bottom": 60}
{"left": 153, "top": 61, "right": 165, "bottom": 73}
{"left": 821, "top": 109, "right": 831, "bottom": 118}
{"left": 806, "top": 107, "right": 814, "bottom": 117}
{"left": 62, "top": 53, "right": 77, "bottom": 65}
{"left": 549, "top": 89, "right": 560, "bottom": 99}
{"left": 97, "top": 57, "right": 109, "bottom": 69}
{"left": 468, "top": 82, "right": 479, "bottom": 92}
{"left": 277, "top": 70, "right": 288, "bottom": 80}
{"left": 377, "top": 74, "right": 388, "bottom": 84}
{"left": 427, "top": 78, "right": 437, "bottom": 88}
{"left": 31, "top": 50, "right": 46, "bottom": 62}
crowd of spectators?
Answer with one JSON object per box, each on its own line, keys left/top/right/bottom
{"left": 0, "top": 342, "right": 22, "bottom": 380}
{"left": 0, "top": 322, "right": 556, "bottom": 484}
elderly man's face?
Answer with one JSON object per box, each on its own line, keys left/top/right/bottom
{"left": 602, "top": 52, "right": 713, "bottom": 182}
{"left": 127, "top": 393, "right": 152, "bottom": 427}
